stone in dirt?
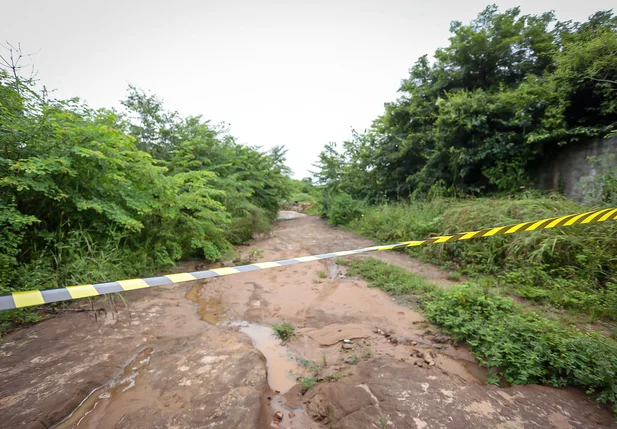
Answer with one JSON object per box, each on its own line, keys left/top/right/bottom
{"left": 273, "top": 411, "right": 284, "bottom": 422}
{"left": 342, "top": 343, "right": 354, "bottom": 350}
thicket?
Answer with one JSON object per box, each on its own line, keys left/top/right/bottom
{"left": 0, "top": 70, "right": 291, "bottom": 326}
{"left": 313, "top": 6, "right": 617, "bottom": 320}
{"left": 343, "top": 257, "right": 617, "bottom": 414}
{"left": 314, "top": 7, "right": 617, "bottom": 200}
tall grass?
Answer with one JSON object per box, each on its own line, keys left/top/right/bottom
{"left": 346, "top": 195, "right": 617, "bottom": 320}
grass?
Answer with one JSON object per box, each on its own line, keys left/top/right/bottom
{"left": 341, "top": 258, "right": 434, "bottom": 296}
{"left": 447, "top": 272, "right": 461, "bottom": 281}
{"left": 0, "top": 309, "right": 42, "bottom": 338}
{"left": 344, "top": 355, "right": 360, "bottom": 365}
{"left": 233, "top": 247, "right": 264, "bottom": 265}
{"left": 317, "top": 270, "right": 327, "bottom": 279}
{"left": 346, "top": 195, "right": 617, "bottom": 321}
{"left": 346, "top": 256, "right": 617, "bottom": 414}
{"left": 299, "top": 375, "right": 318, "bottom": 389}
{"left": 272, "top": 322, "right": 295, "bottom": 341}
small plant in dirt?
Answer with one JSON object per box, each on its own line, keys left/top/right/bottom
{"left": 344, "top": 355, "right": 360, "bottom": 365}
{"left": 324, "top": 371, "right": 342, "bottom": 382}
{"left": 272, "top": 322, "right": 295, "bottom": 341}
{"left": 362, "top": 346, "right": 373, "bottom": 359}
{"left": 317, "top": 270, "right": 327, "bottom": 279}
{"left": 299, "top": 375, "right": 318, "bottom": 389}
{"left": 297, "top": 357, "right": 321, "bottom": 376}
{"left": 233, "top": 247, "right": 264, "bottom": 265}
{"left": 447, "top": 272, "right": 461, "bottom": 281}
{"left": 378, "top": 416, "right": 387, "bottom": 428}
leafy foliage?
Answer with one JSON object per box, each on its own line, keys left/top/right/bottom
{"left": 0, "top": 70, "right": 291, "bottom": 307}
{"left": 314, "top": 7, "right": 617, "bottom": 199}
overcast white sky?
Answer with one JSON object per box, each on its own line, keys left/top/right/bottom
{"left": 3, "top": 1, "right": 615, "bottom": 177}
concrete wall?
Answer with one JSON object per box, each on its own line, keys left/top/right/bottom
{"left": 536, "top": 137, "right": 617, "bottom": 201}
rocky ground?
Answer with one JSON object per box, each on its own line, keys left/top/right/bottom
{"left": 0, "top": 212, "right": 614, "bottom": 429}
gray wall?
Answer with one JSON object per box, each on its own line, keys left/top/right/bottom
{"left": 536, "top": 137, "right": 617, "bottom": 202}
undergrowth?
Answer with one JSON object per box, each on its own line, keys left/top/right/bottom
{"left": 345, "top": 257, "right": 617, "bottom": 414}
{"left": 345, "top": 195, "right": 617, "bottom": 321}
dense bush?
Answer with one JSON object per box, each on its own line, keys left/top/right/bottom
{"left": 0, "top": 72, "right": 291, "bottom": 314}
{"left": 319, "top": 192, "right": 365, "bottom": 226}
{"left": 314, "top": 7, "right": 617, "bottom": 201}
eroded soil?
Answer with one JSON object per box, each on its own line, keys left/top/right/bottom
{"left": 0, "top": 213, "right": 615, "bottom": 429}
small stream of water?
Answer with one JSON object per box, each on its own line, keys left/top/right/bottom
{"left": 230, "top": 322, "right": 303, "bottom": 394}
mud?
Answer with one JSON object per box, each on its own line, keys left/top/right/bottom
{"left": 232, "top": 322, "right": 302, "bottom": 394}
{"left": 0, "top": 213, "right": 615, "bottom": 428}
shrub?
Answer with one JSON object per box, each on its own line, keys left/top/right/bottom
{"left": 320, "top": 193, "right": 365, "bottom": 226}
{"left": 272, "top": 322, "right": 295, "bottom": 341}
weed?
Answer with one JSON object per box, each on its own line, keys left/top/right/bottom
{"left": 312, "top": 279, "right": 320, "bottom": 284}
{"left": 297, "top": 357, "right": 321, "bottom": 376}
{"left": 344, "top": 355, "right": 360, "bottom": 365}
{"left": 322, "top": 354, "right": 328, "bottom": 367}
{"left": 317, "top": 270, "right": 327, "bottom": 279}
{"left": 325, "top": 371, "right": 342, "bottom": 382}
{"left": 233, "top": 247, "right": 264, "bottom": 265}
{"left": 0, "top": 309, "right": 42, "bottom": 337}
{"left": 272, "top": 322, "right": 295, "bottom": 341}
{"left": 378, "top": 416, "right": 387, "bottom": 428}
{"left": 362, "top": 346, "right": 373, "bottom": 359}
{"left": 345, "top": 258, "right": 433, "bottom": 295}
{"left": 299, "top": 376, "right": 318, "bottom": 389}
{"left": 447, "top": 272, "right": 461, "bottom": 281}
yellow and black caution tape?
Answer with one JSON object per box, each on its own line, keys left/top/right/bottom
{"left": 1, "top": 207, "right": 616, "bottom": 311}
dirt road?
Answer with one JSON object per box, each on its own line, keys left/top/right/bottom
{"left": 1, "top": 213, "right": 615, "bottom": 428}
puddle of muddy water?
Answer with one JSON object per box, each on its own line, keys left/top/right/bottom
{"left": 436, "top": 353, "right": 489, "bottom": 384}
{"left": 52, "top": 347, "right": 153, "bottom": 429}
{"left": 185, "top": 283, "right": 226, "bottom": 324}
{"left": 231, "top": 322, "right": 302, "bottom": 394}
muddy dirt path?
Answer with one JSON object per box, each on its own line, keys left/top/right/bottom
{"left": 1, "top": 213, "right": 615, "bottom": 428}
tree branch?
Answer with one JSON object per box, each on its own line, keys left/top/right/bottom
{"left": 590, "top": 77, "right": 617, "bottom": 86}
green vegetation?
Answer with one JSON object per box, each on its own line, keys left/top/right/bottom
{"left": 315, "top": 7, "right": 617, "bottom": 200}
{"left": 287, "top": 177, "right": 320, "bottom": 204}
{"left": 0, "top": 63, "right": 291, "bottom": 325}
{"left": 344, "top": 355, "right": 360, "bottom": 365}
{"left": 317, "top": 270, "right": 327, "bottom": 279}
{"left": 446, "top": 272, "right": 461, "bottom": 282}
{"left": 346, "top": 257, "right": 617, "bottom": 413}
{"left": 347, "top": 196, "right": 617, "bottom": 321}
{"left": 299, "top": 375, "right": 318, "bottom": 389}
{"left": 272, "top": 322, "right": 295, "bottom": 341}
{"left": 233, "top": 247, "right": 264, "bottom": 265}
